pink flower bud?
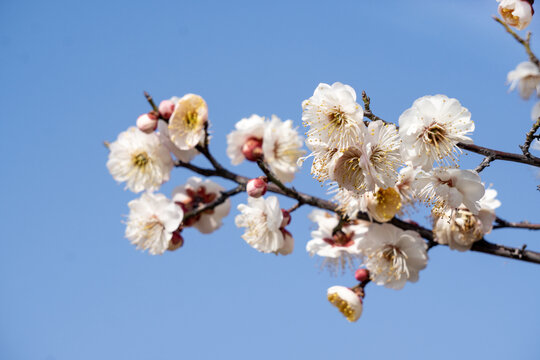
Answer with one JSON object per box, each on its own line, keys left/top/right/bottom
{"left": 247, "top": 177, "right": 267, "bottom": 198}
{"left": 168, "top": 232, "right": 184, "bottom": 251}
{"left": 136, "top": 112, "right": 158, "bottom": 133}
{"left": 159, "top": 100, "right": 175, "bottom": 120}
{"left": 281, "top": 209, "right": 291, "bottom": 228}
{"left": 354, "top": 268, "right": 370, "bottom": 283}
{"left": 241, "top": 137, "right": 263, "bottom": 161}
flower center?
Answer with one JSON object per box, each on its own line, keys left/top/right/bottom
{"left": 374, "top": 244, "right": 410, "bottom": 280}
{"left": 327, "top": 293, "right": 357, "bottom": 322}
{"left": 323, "top": 230, "right": 355, "bottom": 247}
{"left": 132, "top": 151, "right": 149, "bottom": 168}
{"left": 184, "top": 110, "right": 199, "bottom": 130}
{"left": 371, "top": 187, "right": 402, "bottom": 221}
{"left": 423, "top": 123, "right": 447, "bottom": 146}
{"left": 330, "top": 109, "right": 346, "bottom": 127}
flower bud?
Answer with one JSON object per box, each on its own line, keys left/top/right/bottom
{"left": 168, "top": 232, "right": 184, "bottom": 251}
{"left": 159, "top": 99, "right": 176, "bottom": 120}
{"left": 136, "top": 112, "right": 158, "bottom": 133}
{"left": 281, "top": 209, "right": 291, "bottom": 228}
{"left": 246, "top": 177, "right": 267, "bottom": 198}
{"left": 354, "top": 268, "right": 370, "bottom": 282}
{"left": 241, "top": 137, "right": 263, "bottom": 161}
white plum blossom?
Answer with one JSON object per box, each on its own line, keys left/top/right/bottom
{"left": 413, "top": 168, "right": 485, "bottom": 216}
{"left": 172, "top": 177, "right": 230, "bottom": 234}
{"left": 399, "top": 95, "right": 474, "bottom": 170}
{"left": 157, "top": 120, "right": 199, "bottom": 163}
{"left": 364, "top": 186, "right": 402, "bottom": 223}
{"left": 330, "top": 121, "right": 401, "bottom": 194}
{"left": 327, "top": 286, "right": 363, "bottom": 322}
{"left": 302, "top": 82, "right": 365, "bottom": 151}
{"left": 226, "top": 114, "right": 266, "bottom": 165}
{"left": 262, "top": 115, "right": 305, "bottom": 183}
{"left": 332, "top": 186, "right": 367, "bottom": 219}
{"left": 125, "top": 192, "right": 183, "bottom": 255}
{"left": 306, "top": 210, "right": 369, "bottom": 272}
{"left": 434, "top": 186, "right": 501, "bottom": 251}
{"left": 235, "top": 196, "right": 289, "bottom": 254}
{"left": 396, "top": 162, "right": 421, "bottom": 205}
{"left": 497, "top": 0, "right": 534, "bottom": 30}
{"left": 359, "top": 223, "right": 428, "bottom": 290}
{"left": 107, "top": 127, "right": 174, "bottom": 193}
{"left": 507, "top": 62, "right": 540, "bottom": 100}
{"left": 299, "top": 142, "right": 340, "bottom": 183}
{"left": 168, "top": 94, "right": 208, "bottom": 150}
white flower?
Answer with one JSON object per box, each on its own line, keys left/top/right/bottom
{"left": 497, "top": 0, "right": 533, "bottom": 30}
{"left": 399, "top": 95, "right": 474, "bottom": 170}
{"left": 172, "top": 177, "right": 230, "bottom": 234}
{"left": 507, "top": 62, "right": 540, "bottom": 100}
{"left": 277, "top": 228, "right": 295, "bottom": 255}
{"left": 413, "top": 168, "right": 485, "bottom": 215}
{"left": 306, "top": 210, "right": 369, "bottom": 272}
{"left": 235, "top": 196, "right": 286, "bottom": 254}
{"left": 262, "top": 115, "right": 306, "bottom": 183}
{"left": 396, "top": 163, "right": 421, "bottom": 204}
{"left": 330, "top": 121, "right": 402, "bottom": 194}
{"left": 360, "top": 223, "right": 428, "bottom": 290}
{"left": 125, "top": 192, "right": 183, "bottom": 255}
{"left": 302, "top": 82, "right": 365, "bottom": 151}
{"left": 299, "top": 143, "right": 340, "bottom": 183}
{"left": 107, "top": 127, "right": 174, "bottom": 193}
{"left": 226, "top": 114, "right": 266, "bottom": 165}
{"left": 365, "top": 187, "right": 402, "bottom": 222}
{"left": 157, "top": 120, "right": 199, "bottom": 163}
{"left": 332, "top": 186, "right": 368, "bottom": 219}
{"left": 168, "top": 94, "right": 208, "bottom": 150}
{"left": 327, "top": 286, "right": 363, "bottom": 322}
{"left": 531, "top": 101, "right": 540, "bottom": 121}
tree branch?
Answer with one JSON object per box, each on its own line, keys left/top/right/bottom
{"left": 520, "top": 117, "right": 540, "bottom": 157}
{"left": 458, "top": 142, "right": 540, "bottom": 168}
{"left": 493, "top": 16, "right": 540, "bottom": 68}
{"left": 183, "top": 184, "right": 244, "bottom": 223}
{"left": 493, "top": 216, "right": 540, "bottom": 230}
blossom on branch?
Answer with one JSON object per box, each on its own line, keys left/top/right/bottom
{"left": 168, "top": 94, "right": 208, "bottom": 150}
{"left": 497, "top": 0, "right": 534, "bottom": 30}
{"left": 399, "top": 95, "right": 474, "bottom": 170}
{"left": 359, "top": 223, "right": 428, "bottom": 290}
{"left": 235, "top": 196, "right": 292, "bottom": 254}
{"left": 262, "top": 115, "right": 305, "bottom": 183}
{"left": 507, "top": 61, "right": 540, "bottom": 99}
{"left": 302, "top": 82, "right": 365, "bottom": 151}
{"left": 172, "top": 177, "right": 231, "bottom": 234}
{"left": 306, "top": 210, "right": 369, "bottom": 273}
{"left": 327, "top": 286, "right": 363, "bottom": 322}
{"left": 107, "top": 127, "right": 174, "bottom": 193}
{"left": 226, "top": 114, "right": 266, "bottom": 165}
{"left": 157, "top": 120, "right": 199, "bottom": 163}
{"left": 413, "top": 168, "right": 485, "bottom": 216}
{"left": 125, "top": 192, "right": 183, "bottom": 255}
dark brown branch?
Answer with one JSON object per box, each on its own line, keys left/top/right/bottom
{"left": 493, "top": 216, "right": 540, "bottom": 230}
{"left": 493, "top": 16, "right": 540, "bottom": 68}
{"left": 520, "top": 117, "right": 540, "bottom": 157}
{"left": 256, "top": 159, "right": 306, "bottom": 205}
{"left": 471, "top": 240, "right": 540, "bottom": 263}
{"left": 183, "top": 184, "right": 244, "bottom": 223}
{"left": 458, "top": 142, "right": 540, "bottom": 168}
{"left": 143, "top": 91, "right": 159, "bottom": 113}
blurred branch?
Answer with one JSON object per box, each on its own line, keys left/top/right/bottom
{"left": 520, "top": 117, "right": 540, "bottom": 157}
{"left": 493, "top": 216, "right": 540, "bottom": 230}
{"left": 493, "top": 16, "right": 540, "bottom": 68}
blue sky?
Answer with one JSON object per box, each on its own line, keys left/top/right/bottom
{"left": 1, "top": 1, "right": 539, "bottom": 359}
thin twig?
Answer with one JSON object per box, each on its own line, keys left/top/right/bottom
{"left": 493, "top": 216, "right": 540, "bottom": 230}
{"left": 287, "top": 202, "right": 303, "bottom": 213}
{"left": 493, "top": 17, "right": 540, "bottom": 68}
{"left": 143, "top": 91, "right": 159, "bottom": 113}
{"left": 520, "top": 117, "right": 540, "bottom": 157}
{"left": 475, "top": 155, "right": 496, "bottom": 173}
{"left": 183, "top": 185, "right": 244, "bottom": 222}
{"left": 458, "top": 142, "right": 540, "bottom": 168}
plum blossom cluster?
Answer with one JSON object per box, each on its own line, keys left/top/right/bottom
{"left": 105, "top": 0, "right": 538, "bottom": 325}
